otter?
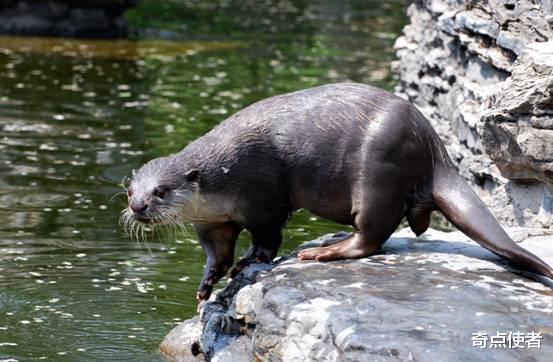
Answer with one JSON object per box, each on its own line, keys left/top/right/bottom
{"left": 123, "top": 83, "right": 553, "bottom": 301}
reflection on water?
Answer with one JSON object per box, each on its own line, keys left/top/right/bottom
{"left": 0, "top": 36, "right": 243, "bottom": 60}
{"left": 0, "top": 1, "right": 408, "bottom": 360}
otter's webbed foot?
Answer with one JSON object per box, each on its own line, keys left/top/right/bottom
{"left": 229, "top": 245, "right": 275, "bottom": 278}
{"left": 196, "top": 262, "right": 231, "bottom": 302}
{"left": 298, "top": 233, "right": 380, "bottom": 262}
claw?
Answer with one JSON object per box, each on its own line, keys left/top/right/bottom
{"left": 196, "top": 299, "right": 207, "bottom": 313}
{"left": 196, "top": 286, "right": 212, "bottom": 303}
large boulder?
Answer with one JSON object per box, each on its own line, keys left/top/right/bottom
{"left": 393, "top": 0, "right": 553, "bottom": 228}
{"left": 160, "top": 229, "right": 553, "bottom": 361}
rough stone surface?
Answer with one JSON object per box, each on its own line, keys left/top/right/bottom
{"left": 480, "top": 42, "right": 553, "bottom": 185}
{"left": 160, "top": 229, "right": 553, "bottom": 361}
{"left": 393, "top": 0, "right": 553, "bottom": 228}
{"left": 0, "top": 0, "right": 137, "bottom": 38}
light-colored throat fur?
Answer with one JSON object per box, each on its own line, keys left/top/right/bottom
{"left": 173, "top": 189, "right": 234, "bottom": 224}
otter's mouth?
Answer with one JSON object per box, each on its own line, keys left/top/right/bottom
{"left": 131, "top": 213, "right": 164, "bottom": 225}
{"left": 132, "top": 215, "right": 152, "bottom": 224}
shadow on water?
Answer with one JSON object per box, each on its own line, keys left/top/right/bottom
{"left": 0, "top": 0, "right": 410, "bottom": 359}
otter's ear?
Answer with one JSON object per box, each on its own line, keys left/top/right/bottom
{"left": 185, "top": 169, "right": 199, "bottom": 183}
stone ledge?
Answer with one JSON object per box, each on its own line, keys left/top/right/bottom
{"left": 160, "top": 228, "right": 553, "bottom": 361}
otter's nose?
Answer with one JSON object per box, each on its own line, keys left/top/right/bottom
{"left": 130, "top": 199, "right": 148, "bottom": 214}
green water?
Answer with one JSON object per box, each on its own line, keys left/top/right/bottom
{"left": 0, "top": 1, "right": 408, "bottom": 360}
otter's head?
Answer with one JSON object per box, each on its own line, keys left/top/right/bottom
{"left": 123, "top": 156, "right": 199, "bottom": 229}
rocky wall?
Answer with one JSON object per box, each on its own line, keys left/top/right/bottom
{"left": 393, "top": 0, "right": 553, "bottom": 228}
{"left": 0, "top": 0, "right": 137, "bottom": 38}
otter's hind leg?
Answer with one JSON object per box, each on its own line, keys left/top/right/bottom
{"left": 195, "top": 221, "right": 242, "bottom": 302}
{"left": 298, "top": 186, "right": 404, "bottom": 262}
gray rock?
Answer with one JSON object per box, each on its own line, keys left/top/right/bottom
{"left": 160, "top": 317, "right": 204, "bottom": 361}
{"left": 480, "top": 41, "right": 553, "bottom": 186}
{"left": 455, "top": 10, "right": 499, "bottom": 38}
{"left": 0, "top": 0, "right": 137, "bottom": 38}
{"left": 160, "top": 229, "right": 553, "bottom": 361}
{"left": 0, "top": 14, "right": 52, "bottom": 35}
{"left": 394, "top": 0, "right": 553, "bottom": 228}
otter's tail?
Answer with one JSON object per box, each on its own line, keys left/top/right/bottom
{"left": 432, "top": 169, "right": 553, "bottom": 279}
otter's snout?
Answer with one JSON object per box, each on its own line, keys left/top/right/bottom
{"left": 130, "top": 198, "right": 148, "bottom": 214}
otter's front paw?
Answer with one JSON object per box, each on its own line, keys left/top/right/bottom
{"left": 196, "top": 286, "right": 213, "bottom": 304}
{"left": 230, "top": 254, "right": 272, "bottom": 278}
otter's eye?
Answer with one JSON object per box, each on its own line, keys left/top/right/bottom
{"left": 153, "top": 186, "right": 168, "bottom": 199}
{"left": 127, "top": 188, "right": 133, "bottom": 197}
